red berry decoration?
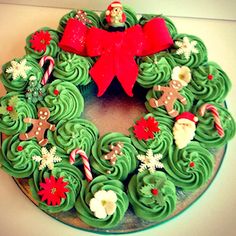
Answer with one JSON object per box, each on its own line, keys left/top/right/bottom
{"left": 151, "top": 188, "right": 159, "bottom": 196}
{"left": 208, "top": 74, "right": 213, "bottom": 80}
{"left": 17, "top": 146, "right": 24, "bottom": 152}
{"left": 6, "top": 106, "right": 13, "bottom": 111}
{"left": 53, "top": 89, "right": 60, "bottom": 96}
{"left": 189, "top": 161, "right": 195, "bottom": 168}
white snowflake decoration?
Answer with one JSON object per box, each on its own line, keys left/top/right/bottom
{"left": 137, "top": 149, "right": 164, "bottom": 173}
{"left": 6, "top": 59, "right": 31, "bottom": 80}
{"left": 32, "top": 146, "right": 62, "bottom": 170}
{"left": 175, "top": 37, "right": 199, "bottom": 60}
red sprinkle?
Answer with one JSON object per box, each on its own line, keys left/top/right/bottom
{"left": 53, "top": 89, "right": 60, "bottom": 96}
{"left": 151, "top": 188, "right": 159, "bottom": 196}
{"left": 208, "top": 74, "right": 213, "bottom": 80}
{"left": 189, "top": 162, "right": 195, "bottom": 168}
{"left": 17, "top": 146, "right": 24, "bottom": 152}
{"left": 6, "top": 106, "right": 13, "bottom": 111}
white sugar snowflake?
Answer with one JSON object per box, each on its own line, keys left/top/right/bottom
{"left": 6, "top": 59, "right": 31, "bottom": 80}
{"left": 175, "top": 37, "right": 199, "bottom": 60}
{"left": 32, "top": 146, "right": 62, "bottom": 170}
{"left": 137, "top": 149, "right": 164, "bottom": 173}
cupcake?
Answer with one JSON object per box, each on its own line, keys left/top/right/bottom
{"left": 91, "top": 132, "right": 138, "bottom": 181}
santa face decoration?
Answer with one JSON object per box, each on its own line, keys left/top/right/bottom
{"left": 173, "top": 112, "right": 198, "bottom": 149}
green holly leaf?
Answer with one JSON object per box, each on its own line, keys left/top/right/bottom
{"left": 8, "top": 96, "right": 19, "bottom": 107}
{"left": 9, "top": 110, "right": 18, "bottom": 121}
{"left": 0, "top": 106, "right": 8, "bottom": 115}
{"left": 140, "top": 184, "right": 154, "bottom": 196}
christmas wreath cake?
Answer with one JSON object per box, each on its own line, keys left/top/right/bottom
{"left": 0, "top": 1, "right": 235, "bottom": 231}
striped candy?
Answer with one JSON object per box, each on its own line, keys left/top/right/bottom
{"left": 69, "top": 149, "right": 93, "bottom": 182}
{"left": 39, "top": 56, "right": 55, "bottom": 85}
{"left": 198, "top": 103, "right": 224, "bottom": 137}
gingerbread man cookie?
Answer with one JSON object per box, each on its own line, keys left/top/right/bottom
{"left": 103, "top": 142, "right": 124, "bottom": 165}
{"left": 149, "top": 80, "right": 187, "bottom": 117}
{"left": 19, "top": 107, "right": 56, "bottom": 146}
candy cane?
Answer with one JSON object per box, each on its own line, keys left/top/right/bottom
{"left": 69, "top": 149, "right": 93, "bottom": 182}
{"left": 198, "top": 103, "right": 224, "bottom": 137}
{"left": 39, "top": 56, "right": 55, "bottom": 85}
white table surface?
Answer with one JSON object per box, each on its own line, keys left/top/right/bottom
{"left": 0, "top": 3, "right": 235, "bottom": 236}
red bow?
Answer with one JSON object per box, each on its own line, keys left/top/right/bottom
{"left": 59, "top": 18, "right": 173, "bottom": 96}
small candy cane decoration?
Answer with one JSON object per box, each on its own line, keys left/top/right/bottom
{"left": 39, "top": 56, "right": 55, "bottom": 85}
{"left": 198, "top": 103, "right": 224, "bottom": 137}
{"left": 69, "top": 149, "right": 93, "bottom": 182}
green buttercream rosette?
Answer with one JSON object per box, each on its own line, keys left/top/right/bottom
{"left": 47, "top": 118, "right": 98, "bottom": 164}
{"left": 0, "top": 55, "right": 43, "bottom": 93}
{"left": 139, "top": 15, "right": 178, "bottom": 38}
{"left": 145, "top": 86, "right": 195, "bottom": 119}
{"left": 91, "top": 132, "right": 138, "bottom": 181}
{"left": 171, "top": 34, "right": 208, "bottom": 68}
{"left": 163, "top": 142, "right": 214, "bottom": 191}
{"left": 41, "top": 79, "right": 84, "bottom": 123}
{"left": 0, "top": 134, "right": 41, "bottom": 178}
{"left": 129, "top": 114, "right": 173, "bottom": 157}
{"left": 100, "top": 5, "right": 138, "bottom": 30}
{"left": 58, "top": 9, "right": 101, "bottom": 33}
{"left": 75, "top": 175, "right": 129, "bottom": 229}
{"left": 53, "top": 51, "right": 93, "bottom": 86}
{"left": 25, "top": 27, "right": 60, "bottom": 60}
{"left": 0, "top": 92, "right": 36, "bottom": 135}
{"left": 189, "top": 62, "right": 231, "bottom": 103}
{"left": 29, "top": 161, "right": 84, "bottom": 213}
{"left": 193, "top": 101, "right": 236, "bottom": 148}
{"left": 128, "top": 170, "right": 176, "bottom": 222}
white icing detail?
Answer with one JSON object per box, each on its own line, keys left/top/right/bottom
{"left": 39, "top": 122, "right": 43, "bottom": 126}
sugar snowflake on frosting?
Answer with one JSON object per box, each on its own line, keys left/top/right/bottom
{"left": 137, "top": 149, "right": 164, "bottom": 173}
{"left": 175, "top": 37, "right": 199, "bottom": 60}
{"left": 6, "top": 59, "right": 31, "bottom": 80}
{"left": 32, "top": 146, "right": 62, "bottom": 170}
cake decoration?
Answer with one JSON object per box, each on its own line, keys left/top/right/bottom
{"left": 149, "top": 80, "right": 187, "bottom": 117}
{"left": 19, "top": 107, "right": 56, "bottom": 146}
{"left": 137, "top": 149, "right": 164, "bottom": 173}
{"left": 39, "top": 55, "right": 55, "bottom": 85}
{"left": 0, "top": 96, "right": 19, "bottom": 120}
{"left": 103, "top": 142, "right": 124, "bottom": 165}
{"left": 173, "top": 112, "right": 198, "bottom": 149}
{"left": 171, "top": 65, "right": 191, "bottom": 86}
{"left": 38, "top": 176, "right": 69, "bottom": 206}
{"left": 6, "top": 59, "right": 31, "bottom": 80}
{"left": 75, "top": 10, "right": 92, "bottom": 25}
{"left": 89, "top": 190, "right": 118, "bottom": 219}
{"left": 29, "top": 30, "right": 52, "bottom": 52}
{"left": 32, "top": 146, "right": 62, "bottom": 170}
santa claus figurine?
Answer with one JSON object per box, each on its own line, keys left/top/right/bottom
{"left": 173, "top": 112, "right": 198, "bottom": 149}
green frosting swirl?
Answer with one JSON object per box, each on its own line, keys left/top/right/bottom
{"left": 192, "top": 101, "right": 236, "bottom": 148}
{"left": 163, "top": 142, "right": 214, "bottom": 191}
{"left": 53, "top": 51, "right": 93, "bottom": 86}
{"left": 0, "top": 55, "right": 43, "bottom": 93}
{"left": 171, "top": 34, "right": 208, "bottom": 68}
{"left": 29, "top": 161, "right": 84, "bottom": 213}
{"left": 0, "top": 134, "right": 41, "bottom": 178}
{"left": 47, "top": 118, "right": 98, "bottom": 163}
{"left": 128, "top": 170, "right": 176, "bottom": 222}
{"left": 100, "top": 5, "right": 138, "bottom": 30}
{"left": 189, "top": 62, "right": 231, "bottom": 103}
{"left": 41, "top": 79, "right": 84, "bottom": 123}
{"left": 145, "top": 86, "right": 195, "bottom": 119}
{"left": 0, "top": 92, "right": 36, "bottom": 135}
{"left": 130, "top": 114, "right": 173, "bottom": 157}
{"left": 25, "top": 27, "right": 60, "bottom": 60}
{"left": 139, "top": 15, "right": 178, "bottom": 38}
{"left": 75, "top": 175, "right": 129, "bottom": 229}
{"left": 58, "top": 9, "right": 101, "bottom": 33}
{"left": 137, "top": 55, "right": 174, "bottom": 88}
{"left": 91, "top": 132, "right": 138, "bottom": 181}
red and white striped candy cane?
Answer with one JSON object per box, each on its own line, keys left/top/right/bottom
{"left": 198, "top": 103, "right": 224, "bottom": 137}
{"left": 69, "top": 149, "right": 93, "bottom": 182}
{"left": 39, "top": 56, "right": 55, "bottom": 85}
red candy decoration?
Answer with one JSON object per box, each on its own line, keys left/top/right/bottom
{"left": 30, "top": 30, "right": 52, "bottom": 52}
{"left": 208, "top": 74, "right": 214, "bottom": 80}
{"left": 53, "top": 89, "right": 60, "bottom": 96}
{"left": 6, "top": 106, "right": 13, "bottom": 111}
{"left": 189, "top": 162, "right": 195, "bottom": 168}
{"left": 151, "top": 188, "right": 159, "bottom": 196}
{"left": 17, "top": 146, "right": 24, "bottom": 152}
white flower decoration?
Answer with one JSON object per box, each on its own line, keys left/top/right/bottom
{"left": 175, "top": 37, "right": 199, "bottom": 60}
{"left": 171, "top": 66, "right": 191, "bottom": 86}
{"left": 137, "top": 149, "right": 164, "bottom": 173}
{"left": 89, "top": 190, "right": 117, "bottom": 219}
{"left": 32, "top": 146, "right": 62, "bottom": 170}
{"left": 6, "top": 59, "right": 31, "bottom": 80}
